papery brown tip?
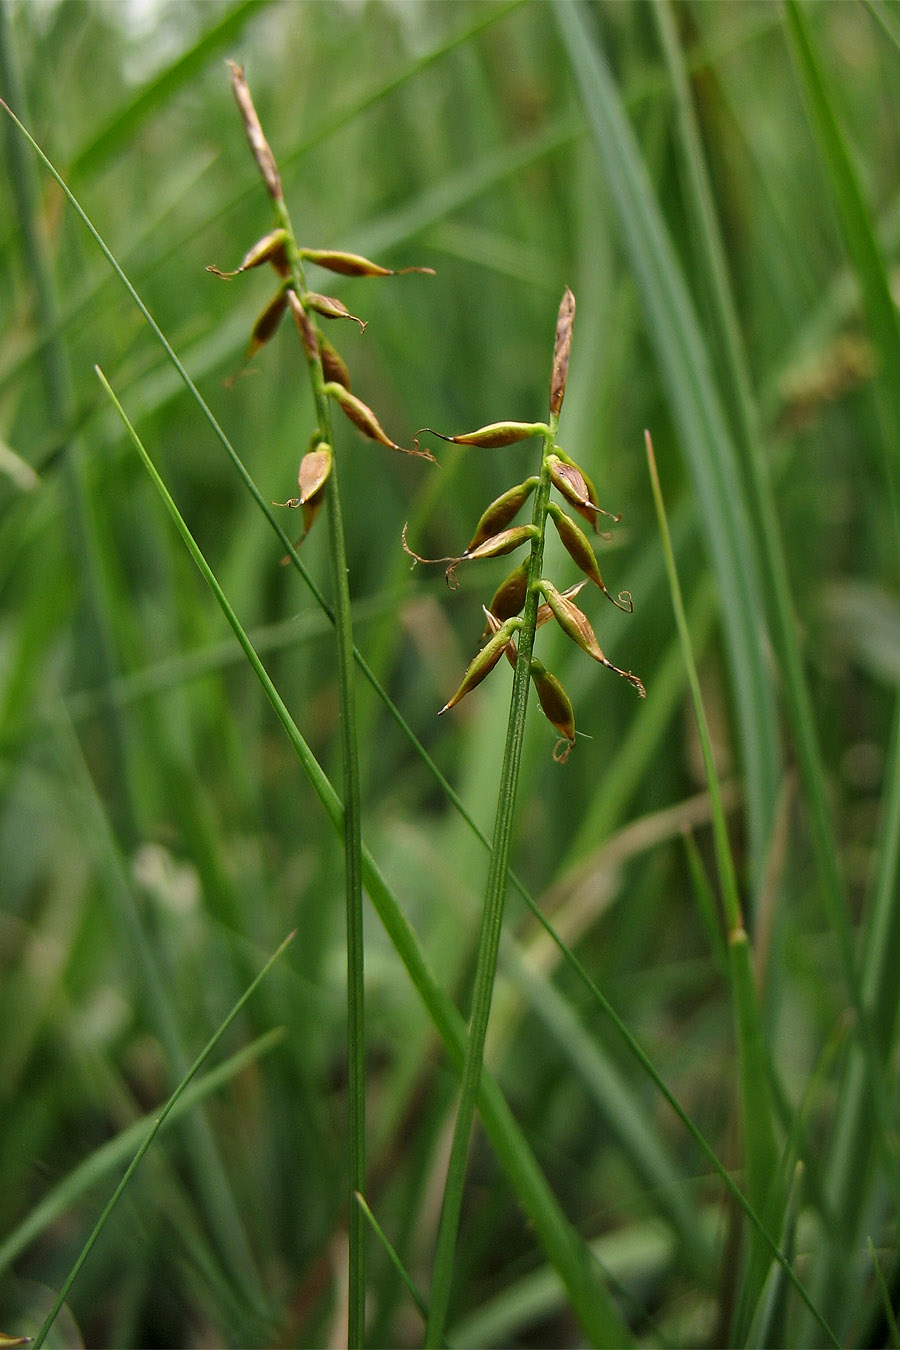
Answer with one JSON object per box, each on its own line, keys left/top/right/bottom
{"left": 227, "top": 61, "right": 282, "bottom": 201}
{"left": 550, "top": 287, "right": 576, "bottom": 416}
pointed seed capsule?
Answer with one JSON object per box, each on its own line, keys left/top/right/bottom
{"left": 540, "top": 580, "right": 645, "bottom": 695}
{"left": 548, "top": 503, "right": 633, "bottom": 611}
{"left": 287, "top": 290, "right": 319, "bottom": 361}
{"left": 272, "top": 439, "right": 332, "bottom": 541}
{"left": 530, "top": 658, "right": 576, "bottom": 743}
{"left": 246, "top": 288, "right": 289, "bottom": 358}
{"left": 464, "top": 524, "right": 536, "bottom": 562}
{"left": 300, "top": 248, "right": 434, "bottom": 278}
{"left": 325, "top": 383, "right": 435, "bottom": 461}
{"left": 536, "top": 581, "right": 587, "bottom": 630}
{"left": 297, "top": 442, "right": 332, "bottom": 535}
{"left": 482, "top": 606, "right": 518, "bottom": 668}
{"left": 439, "top": 618, "right": 521, "bottom": 714}
{"left": 228, "top": 61, "right": 282, "bottom": 202}
{"left": 303, "top": 292, "right": 367, "bottom": 331}
{"left": 547, "top": 454, "right": 619, "bottom": 533}
{"left": 317, "top": 334, "right": 351, "bottom": 390}
{"left": 206, "top": 228, "right": 290, "bottom": 279}
{"left": 465, "top": 478, "right": 539, "bottom": 552}
{"left": 298, "top": 444, "right": 332, "bottom": 502}
{"left": 416, "top": 421, "right": 550, "bottom": 452}
{"left": 487, "top": 560, "right": 530, "bottom": 624}
{"left": 549, "top": 288, "right": 576, "bottom": 417}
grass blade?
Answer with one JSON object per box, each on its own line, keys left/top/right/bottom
{"left": 645, "top": 430, "right": 784, "bottom": 1329}
{"left": 555, "top": 0, "right": 781, "bottom": 891}
{"left": 96, "top": 367, "right": 631, "bottom": 1347}
{"left": 32, "top": 934, "right": 295, "bottom": 1348}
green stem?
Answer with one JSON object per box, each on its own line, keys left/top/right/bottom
{"left": 425, "top": 418, "right": 557, "bottom": 1348}
{"left": 274, "top": 200, "right": 367, "bottom": 1347}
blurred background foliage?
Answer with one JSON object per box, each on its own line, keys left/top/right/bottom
{"left": 1, "top": 0, "right": 899, "bottom": 1345}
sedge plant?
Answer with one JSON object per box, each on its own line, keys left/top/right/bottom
{"left": 209, "top": 63, "right": 434, "bottom": 1346}
{"left": 406, "top": 289, "right": 644, "bottom": 1345}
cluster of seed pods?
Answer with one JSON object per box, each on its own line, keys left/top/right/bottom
{"left": 209, "top": 63, "right": 434, "bottom": 540}
{"left": 407, "top": 289, "right": 644, "bottom": 761}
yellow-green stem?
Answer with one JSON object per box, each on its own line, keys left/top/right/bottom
{"left": 275, "top": 199, "right": 367, "bottom": 1348}
{"left": 425, "top": 417, "right": 557, "bottom": 1347}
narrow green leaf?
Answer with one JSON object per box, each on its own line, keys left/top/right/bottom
{"left": 555, "top": 0, "right": 781, "bottom": 889}
{"left": 97, "top": 371, "right": 632, "bottom": 1349}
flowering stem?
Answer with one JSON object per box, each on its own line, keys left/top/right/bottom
{"left": 424, "top": 411, "right": 558, "bottom": 1347}
{"left": 275, "top": 205, "right": 367, "bottom": 1346}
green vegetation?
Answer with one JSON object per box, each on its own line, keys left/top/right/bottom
{"left": 1, "top": 2, "right": 898, "bottom": 1345}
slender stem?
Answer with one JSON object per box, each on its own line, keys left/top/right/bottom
{"left": 273, "top": 199, "right": 367, "bottom": 1347}
{"left": 425, "top": 416, "right": 557, "bottom": 1348}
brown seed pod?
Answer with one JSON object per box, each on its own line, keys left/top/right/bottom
{"left": 227, "top": 61, "right": 282, "bottom": 202}
{"left": 300, "top": 248, "right": 434, "bottom": 278}
{"left": 464, "top": 524, "right": 536, "bottom": 563}
{"left": 303, "top": 292, "right": 367, "bottom": 332}
{"left": 416, "top": 421, "right": 550, "bottom": 452}
{"left": 548, "top": 504, "right": 633, "bottom": 611}
{"left": 439, "top": 617, "right": 521, "bottom": 714}
{"left": 482, "top": 606, "right": 519, "bottom": 668}
{"left": 487, "top": 560, "right": 530, "bottom": 625}
{"left": 465, "top": 478, "right": 539, "bottom": 552}
{"left": 536, "top": 581, "right": 587, "bottom": 630}
{"left": 317, "top": 334, "right": 351, "bottom": 390}
{"left": 272, "top": 441, "right": 333, "bottom": 542}
{"left": 540, "top": 580, "right": 645, "bottom": 695}
{"left": 530, "top": 658, "right": 576, "bottom": 743}
{"left": 298, "top": 444, "right": 332, "bottom": 501}
{"left": 547, "top": 454, "right": 620, "bottom": 534}
{"left": 325, "top": 383, "right": 435, "bottom": 461}
{"left": 206, "top": 229, "right": 290, "bottom": 279}
{"left": 287, "top": 289, "right": 319, "bottom": 361}
{"left": 246, "top": 289, "right": 289, "bottom": 359}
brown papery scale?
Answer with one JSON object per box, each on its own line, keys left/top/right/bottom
{"left": 227, "top": 61, "right": 282, "bottom": 202}
{"left": 549, "top": 288, "right": 576, "bottom": 417}
{"left": 298, "top": 444, "right": 332, "bottom": 503}
{"left": 300, "top": 248, "right": 435, "bottom": 278}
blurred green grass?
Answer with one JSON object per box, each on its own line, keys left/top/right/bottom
{"left": 1, "top": 0, "right": 899, "bottom": 1345}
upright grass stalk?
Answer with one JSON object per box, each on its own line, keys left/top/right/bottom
{"left": 31, "top": 930, "right": 295, "bottom": 1349}
{"left": 98, "top": 366, "right": 632, "bottom": 1347}
{"left": 645, "top": 430, "right": 782, "bottom": 1334}
{"left": 213, "top": 64, "right": 433, "bottom": 1344}
{"left": 413, "top": 292, "right": 644, "bottom": 1347}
